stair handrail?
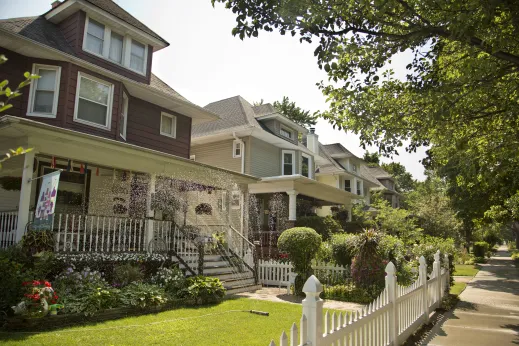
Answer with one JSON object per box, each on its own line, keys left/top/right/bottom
{"left": 228, "top": 225, "right": 259, "bottom": 284}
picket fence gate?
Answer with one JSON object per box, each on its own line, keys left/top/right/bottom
{"left": 259, "top": 260, "right": 350, "bottom": 287}
{"left": 268, "top": 250, "right": 450, "bottom": 346}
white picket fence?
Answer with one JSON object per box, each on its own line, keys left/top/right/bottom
{"left": 268, "top": 250, "right": 450, "bottom": 346}
{"left": 0, "top": 211, "right": 17, "bottom": 249}
{"left": 259, "top": 259, "right": 350, "bottom": 287}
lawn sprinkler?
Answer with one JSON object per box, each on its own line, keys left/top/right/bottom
{"left": 248, "top": 310, "right": 269, "bottom": 316}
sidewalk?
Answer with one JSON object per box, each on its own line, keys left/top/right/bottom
{"left": 424, "top": 245, "right": 519, "bottom": 345}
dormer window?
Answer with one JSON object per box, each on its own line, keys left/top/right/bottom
{"left": 83, "top": 15, "right": 148, "bottom": 76}
{"left": 352, "top": 163, "right": 357, "bottom": 172}
{"left": 280, "top": 126, "right": 293, "bottom": 139}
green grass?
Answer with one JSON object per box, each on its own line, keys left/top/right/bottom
{"left": 450, "top": 282, "right": 467, "bottom": 296}
{"left": 453, "top": 264, "right": 479, "bottom": 276}
{"left": 0, "top": 298, "right": 347, "bottom": 346}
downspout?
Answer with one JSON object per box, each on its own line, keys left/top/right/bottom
{"left": 233, "top": 132, "right": 245, "bottom": 174}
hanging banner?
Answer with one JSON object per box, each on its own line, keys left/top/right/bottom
{"left": 33, "top": 171, "right": 61, "bottom": 231}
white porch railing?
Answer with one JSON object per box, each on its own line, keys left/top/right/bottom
{"left": 0, "top": 211, "right": 17, "bottom": 249}
{"left": 259, "top": 259, "right": 350, "bottom": 287}
{"left": 268, "top": 250, "right": 450, "bottom": 346}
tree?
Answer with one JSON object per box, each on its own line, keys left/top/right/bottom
{"left": 273, "top": 96, "right": 317, "bottom": 127}
{"left": 213, "top": 0, "right": 519, "bottom": 241}
{"left": 380, "top": 162, "right": 416, "bottom": 192}
{"left": 363, "top": 151, "right": 380, "bottom": 167}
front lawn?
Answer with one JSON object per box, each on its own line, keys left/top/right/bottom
{"left": 0, "top": 298, "right": 346, "bottom": 346}
{"left": 453, "top": 264, "right": 479, "bottom": 276}
{"left": 450, "top": 282, "right": 467, "bottom": 296}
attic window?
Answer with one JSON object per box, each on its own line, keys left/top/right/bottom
{"left": 83, "top": 15, "right": 148, "bottom": 76}
{"left": 280, "top": 126, "right": 293, "bottom": 139}
{"left": 351, "top": 163, "right": 357, "bottom": 172}
{"left": 233, "top": 140, "right": 242, "bottom": 158}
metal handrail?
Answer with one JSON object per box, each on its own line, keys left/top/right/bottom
{"left": 229, "top": 225, "right": 255, "bottom": 248}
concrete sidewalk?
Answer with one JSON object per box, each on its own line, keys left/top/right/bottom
{"left": 424, "top": 245, "right": 519, "bottom": 345}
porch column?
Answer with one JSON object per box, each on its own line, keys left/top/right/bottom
{"left": 145, "top": 174, "right": 156, "bottom": 249}
{"left": 287, "top": 190, "right": 298, "bottom": 227}
{"left": 16, "top": 150, "right": 35, "bottom": 242}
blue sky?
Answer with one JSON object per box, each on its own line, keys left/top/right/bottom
{"left": 0, "top": 0, "right": 428, "bottom": 180}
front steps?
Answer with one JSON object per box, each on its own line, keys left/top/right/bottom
{"left": 179, "top": 254, "right": 261, "bottom": 295}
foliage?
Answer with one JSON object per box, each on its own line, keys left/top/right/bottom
{"left": 120, "top": 282, "right": 168, "bottom": 309}
{"left": 511, "top": 251, "right": 519, "bottom": 267}
{"left": 0, "top": 247, "right": 36, "bottom": 313}
{"left": 212, "top": 0, "right": 519, "bottom": 250}
{"left": 0, "top": 176, "right": 22, "bottom": 191}
{"left": 63, "top": 286, "right": 120, "bottom": 316}
{"left": 53, "top": 266, "right": 107, "bottom": 296}
{"left": 273, "top": 96, "right": 317, "bottom": 128}
{"left": 329, "top": 205, "right": 350, "bottom": 230}
{"left": 294, "top": 215, "right": 342, "bottom": 241}
{"left": 278, "top": 227, "right": 322, "bottom": 294}
{"left": 473, "top": 256, "right": 487, "bottom": 264}
{"left": 351, "top": 202, "right": 376, "bottom": 228}
{"left": 195, "top": 203, "right": 213, "bottom": 215}
{"left": 363, "top": 151, "right": 380, "bottom": 166}
{"left": 322, "top": 283, "right": 379, "bottom": 304}
{"left": 375, "top": 200, "right": 422, "bottom": 245}
{"left": 449, "top": 282, "right": 467, "bottom": 297}
{"left": 380, "top": 163, "right": 416, "bottom": 193}
{"left": 406, "top": 175, "right": 462, "bottom": 241}
{"left": 113, "top": 263, "right": 144, "bottom": 288}
{"left": 412, "top": 236, "right": 456, "bottom": 287}
{"left": 351, "top": 229, "right": 385, "bottom": 289}
{"left": 329, "top": 233, "right": 356, "bottom": 267}
{"left": 473, "top": 241, "right": 490, "bottom": 258}
{"left": 21, "top": 230, "right": 54, "bottom": 255}
{"left": 182, "top": 276, "right": 226, "bottom": 305}
{"left": 150, "top": 266, "right": 187, "bottom": 295}
{"left": 378, "top": 234, "right": 406, "bottom": 266}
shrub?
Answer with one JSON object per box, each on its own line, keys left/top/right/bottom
{"left": 0, "top": 247, "right": 35, "bottom": 314}
{"left": 182, "top": 276, "right": 225, "bottom": 305}
{"left": 329, "top": 233, "right": 356, "bottom": 266}
{"left": 150, "top": 266, "right": 187, "bottom": 295}
{"left": 511, "top": 252, "right": 519, "bottom": 267}
{"left": 378, "top": 234, "right": 406, "bottom": 265}
{"left": 474, "top": 256, "right": 487, "bottom": 264}
{"left": 412, "top": 236, "right": 456, "bottom": 287}
{"left": 53, "top": 266, "right": 107, "bottom": 296}
{"left": 113, "top": 263, "right": 144, "bottom": 287}
{"left": 120, "top": 283, "right": 168, "bottom": 309}
{"left": 295, "top": 216, "right": 342, "bottom": 241}
{"left": 63, "top": 286, "right": 120, "bottom": 316}
{"left": 473, "top": 241, "right": 490, "bottom": 258}
{"left": 278, "top": 227, "right": 322, "bottom": 294}
{"left": 322, "top": 283, "right": 381, "bottom": 304}
{"left": 315, "top": 241, "right": 334, "bottom": 263}
{"left": 351, "top": 230, "right": 385, "bottom": 290}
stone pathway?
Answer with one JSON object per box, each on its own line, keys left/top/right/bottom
{"left": 237, "top": 286, "right": 364, "bottom": 311}
{"left": 424, "top": 245, "right": 519, "bottom": 345}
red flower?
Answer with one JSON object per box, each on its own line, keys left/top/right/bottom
{"left": 33, "top": 294, "right": 40, "bottom": 301}
{"left": 22, "top": 281, "right": 30, "bottom": 287}
{"left": 44, "top": 281, "right": 51, "bottom": 287}
{"left": 32, "top": 280, "right": 41, "bottom": 286}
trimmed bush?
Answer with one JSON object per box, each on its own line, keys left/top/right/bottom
{"left": 295, "top": 215, "right": 342, "bottom": 241}
{"left": 278, "top": 227, "right": 322, "bottom": 294}
{"left": 330, "top": 233, "right": 356, "bottom": 266}
{"left": 473, "top": 241, "right": 490, "bottom": 258}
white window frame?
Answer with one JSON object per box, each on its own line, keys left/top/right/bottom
{"left": 233, "top": 140, "right": 242, "bottom": 158}
{"left": 281, "top": 150, "right": 296, "bottom": 176}
{"left": 160, "top": 112, "right": 177, "bottom": 138}
{"left": 190, "top": 155, "right": 196, "bottom": 161}
{"left": 73, "top": 72, "right": 114, "bottom": 130}
{"left": 351, "top": 163, "right": 357, "bottom": 172}
{"left": 27, "top": 64, "right": 61, "bottom": 118}
{"left": 231, "top": 191, "right": 241, "bottom": 210}
{"left": 301, "top": 153, "right": 313, "bottom": 179}
{"left": 357, "top": 180, "right": 363, "bottom": 195}
{"left": 82, "top": 15, "right": 148, "bottom": 76}
{"left": 120, "top": 91, "right": 128, "bottom": 140}
{"left": 280, "top": 125, "right": 294, "bottom": 140}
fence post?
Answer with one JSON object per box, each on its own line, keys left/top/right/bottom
{"left": 302, "top": 275, "right": 323, "bottom": 346}
{"left": 419, "top": 256, "right": 429, "bottom": 324}
{"left": 433, "top": 250, "right": 441, "bottom": 308}
{"left": 443, "top": 253, "right": 450, "bottom": 297}
{"left": 385, "top": 262, "right": 398, "bottom": 346}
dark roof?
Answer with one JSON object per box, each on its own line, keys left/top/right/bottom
{"left": 50, "top": 0, "right": 168, "bottom": 45}
{"left": 0, "top": 16, "right": 188, "bottom": 103}
{"left": 0, "top": 16, "right": 75, "bottom": 55}
{"left": 323, "top": 143, "right": 357, "bottom": 159}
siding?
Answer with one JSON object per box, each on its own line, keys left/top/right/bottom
{"left": 191, "top": 139, "right": 242, "bottom": 173}
{"left": 249, "top": 137, "right": 281, "bottom": 177}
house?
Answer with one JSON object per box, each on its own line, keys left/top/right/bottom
{"left": 191, "top": 96, "right": 375, "bottom": 246}
{"left": 0, "top": 0, "right": 261, "bottom": 292}
{"left": 363, "top": 165, "right": 402, "bottom": 208}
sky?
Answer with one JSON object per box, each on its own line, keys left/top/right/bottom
{"left": 0, "top": 0, "right": 428, "bottom": 180}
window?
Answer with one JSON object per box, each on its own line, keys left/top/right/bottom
{"left": 352, "top": 163, "right": 357, "bottom": 172}
{"left": 282, "top": 150, "right": 295, "bottom": 175}
{"left": 109, "top": 31, "right": 124, "bottom": 64}
{"left": 130, "top": 40, "right": 146, "bottom": 73}
{"left": 231, "top": 191, "right": 241, "bottom": 209}
{"left": 233, "top": 140, "right": 242, "bottom": 158}
{"left": 27, "top": 64, "right": 61, "bottom": 117}
{"left": 190, "top": 155, "right": 196, "bottom": 161}
{"left": 280, "top": 126, "right": 293, "bottom": 139}
{"left": 120, "top": 92, "right": 128, "bottom": 139}
{"left": 82, "top": 16, "right": 148, "bottom": 75}
{"left": 160, "top": 112, "right": 176, "bottom": 138}
{"left": 74, "top": 72, "right": 113, "bottom": 129}
{"left": 302, "top": 153, "right": 312, "bottom": 178}
{"left": 219, "top": 191, "right": 227, "bottom": 212}
{"left": 85, "top": 18, "right": 105, "bottom": 55}
{"left": 344, "top": 179, "right": 351, "bottom": 192}
{"left": 357, "top": 181, "right": 362, "bottom": 195}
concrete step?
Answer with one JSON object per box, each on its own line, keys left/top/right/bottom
{"left": 223, "top": 277, "right": 256, "bottom": 288}
{"left": 203, "top": 260, "right": 229, "bottom": 267}
{"left": 204, "top": 266, "right": 238, "bottom": 275}
{"left": 225, "top": 284, "right": 262, "bottom": 295}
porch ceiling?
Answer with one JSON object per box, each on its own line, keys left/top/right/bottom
{"left": 0, "top": 116, "right": 258, "bottom": 188}
{"left": 248, "top": 175, "right": 362, "bottom": 205}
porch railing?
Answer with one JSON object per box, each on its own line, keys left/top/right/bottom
{"left": 0, "top": 211, "right": 17, "bottom": 250}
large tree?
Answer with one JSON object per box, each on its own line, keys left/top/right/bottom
{"left": 273, "top": 96, "right": 317, "bottom": 127}
{"left": 212, "top": 0, "right": 519, "bottom": 241}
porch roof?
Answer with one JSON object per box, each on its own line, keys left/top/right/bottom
{"left": 248, "top": 174, "right": 363, "bottom": 205}
{"left": 0, "top": 116, "right": 259, "bottom": 187}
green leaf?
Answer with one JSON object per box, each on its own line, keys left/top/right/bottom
{"left": 0, "top": 104, "right": 12, "bottom": 113}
